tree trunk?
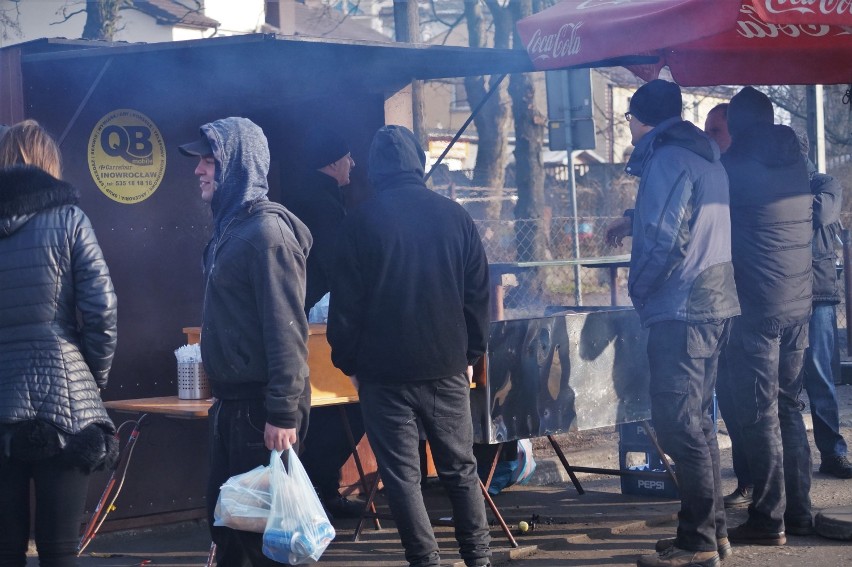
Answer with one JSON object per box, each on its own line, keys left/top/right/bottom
{"left": 509, "top": 0, "right": 548, "bottom": 263}
{"left": 465, "top": 1, "right": 511, "bottom": 194}
{"left": 393, "top": 1, "right": 426, "bottom": 148}
{"left": 82, "top": 0, "right": 125, "bottom": 41}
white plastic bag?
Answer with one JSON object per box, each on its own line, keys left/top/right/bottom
{"left": 213, "top": 464, "right": 272, "bottom": 533}
{"left": 262, "top": 449, "right": 335, "bottom": 564}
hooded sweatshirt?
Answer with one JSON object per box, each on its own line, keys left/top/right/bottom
{"left": 722, "top": 122, "right": 812, "bottom": 331}
{"left": 327, "top": 125, "right": 490, "bottom": 383}
{"left": 624, "top": 117, "right": 740, "bottom": 326}
{"left": 198, "top": 117, "right": 313, "bottom": 429}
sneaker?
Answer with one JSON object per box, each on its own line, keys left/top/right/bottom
{"left": 727, "top": 522, "right": 786, "bottom": 546}
{"left": 656, "top": 537, "right": 731, "bottom": 560}
{"left": 323, "top": 495, "right": 365, "bottom": 520}
{"left": 723, "top": 486, "right": 752, "bottom": 509}
{"left": 819, "top": 455, "right": 852, "bottom": 479}
{"left": 637, "top": 546, "right": 719, "bottom": 567}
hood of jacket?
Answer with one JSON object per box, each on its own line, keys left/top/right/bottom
{"left": 368, "top": 125, "right": 427, "bottom": 192}
{"left": 202, "top": 117, "right": 270, "bottom": 235}
{"left": 626, "top": 118, "right": 718, "bottom": 178}
{"left": 728, "top": 123, "right": 802, "bottom": 169}
{"left": 0, "top": 166, "right": 78, "bottom": 237}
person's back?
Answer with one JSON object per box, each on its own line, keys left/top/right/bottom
{"left": 329, "top": 126, "right": 488, "bottom": 383}
{"left": 722, "top": 86, "right": 815, "bottom": 546}
{"left": 328, "top": 125, "right": 491, "bottom": 567}
{"left": 722, "top": 96, "right": 812, "bottom": 331}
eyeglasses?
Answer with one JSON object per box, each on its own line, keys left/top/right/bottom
{"left": 624, "top": 112, "right": 633, "bottom": 122}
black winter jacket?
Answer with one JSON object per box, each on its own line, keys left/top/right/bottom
{"left": 811, "top": 171, "right": 843, "bottom": 304}
{"left": 0, "top": 166, "right": 117, "bottom": 435}
{"left": 327, "top": 125, "right": 490, "bottom": 382}
{"left": 199, "top": 118, "right": 313, "bottom": 429}
{"left": 722, "top": 123, "right": 813, "bottom": 331}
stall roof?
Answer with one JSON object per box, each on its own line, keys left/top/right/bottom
{"left": 15, "top": 33, "right": 535, "bottom": 97}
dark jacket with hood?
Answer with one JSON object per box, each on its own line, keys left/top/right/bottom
{"left": 810, "top": 170, "right": 842, "bottom": 304}
{"left": 0, "top": 165, "right": 118, "bottom": 471}
{"left": 282, "top": 169, "right": 345, "bottom": 313}
{"left": 327, "top": 125, "right": 490, "bottom": 383}
{"left": 198, "top": 118, "right": 313, "bottom": 429}
{"left": 625, "top": 117, "right": 740, "bottom": 326}
{"left": 722, "top": 123, "right": 813, "bottom": 331}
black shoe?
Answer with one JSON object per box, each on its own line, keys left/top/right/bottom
{"left": 723, "top": 486, "right": 752, "bottom": 509}
{"left": 727, "top": 522, "right": 786, "bottom": 546}
{"left": 785, "top": 517, "right": 815, "bottom": 536}
{"left": 656, "top": 537, "right": 731, "bottom": 560}
{"left": 819, "top": 455, "right": 852, "bottom": 479}
{"left": 323, "top": 495, "right": 365, "bottom": 519}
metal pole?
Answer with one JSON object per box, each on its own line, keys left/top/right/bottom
{"left": 843, "top": 229, "right": 852, "bottom": 355}
{"left": 567, "top": 151, "right": 582, "bottom": 305}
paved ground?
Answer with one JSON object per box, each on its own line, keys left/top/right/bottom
{"left": 58, "top": 384, "right": 852, "bottom": 566}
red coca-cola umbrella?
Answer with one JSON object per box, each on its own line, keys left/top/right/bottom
{"left": 517, "top": 0, "right": 852, "bottom": 86}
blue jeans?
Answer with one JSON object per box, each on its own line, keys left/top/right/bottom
{"left": 803, "top": 302, "right": 848, "bottom": 459}
{"left": 726, "top": 319, "right": 812, "bottom": 531}
{"left": 358, "top": 374, "right": 491, "bottom": 567}
{"left": 646, "top": 320, "right": 729, "bottom": 553}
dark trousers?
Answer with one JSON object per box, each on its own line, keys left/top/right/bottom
{"left": 359, "top": 374, "right": 491, "bottom": 567}
{"left": 716, "top": 350, "right": 753, "bottom": 488}
{"left": 0, "top": 454, "right": 90, "bottom": 567}
{"left": 804, "top": 302, "right": 848, "bottom": 459}
{"left": 300, "top": 403, "right": 365, "bottom": 499}
{"left": 207, "top": 397, "right": 309, "bottom": 567}
{"left": 726, "top": 319, "right": 812, "bottom": 531}
{"left": 647, "top": 320, "right": 729, "bottom": 553}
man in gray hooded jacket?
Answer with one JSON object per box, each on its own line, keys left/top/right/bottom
{"left": 328, "top": 125, "right": 491, "bottom": 567}
{"left": 180, "top": 117, "right": 312, "bottom": 566}
{"left": 607, "top": 80, "right": 740, "bottom": 567}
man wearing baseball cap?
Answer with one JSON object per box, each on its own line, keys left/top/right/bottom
{"left": 179, "top": 117, "right": 312, "bottom": 566}
{"left": 606, "top": 79, "right": 740, "bottom": 567}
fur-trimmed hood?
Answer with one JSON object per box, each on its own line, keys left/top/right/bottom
{"left": 0, "top": 165, "right": 79, "bottom": 237}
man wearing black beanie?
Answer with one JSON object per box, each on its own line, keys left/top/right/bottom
{"left": 607, "top": 79, "right": 740, "bottom": 567}
{"left": 282, "top": 127, "right": 365, "bottom": 521}
{"left": 722, "top": 87, "right": 814, "bottom": 545}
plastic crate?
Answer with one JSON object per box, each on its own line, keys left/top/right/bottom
{"left": 619, "top": 446, "right": 678, "bottom": 499}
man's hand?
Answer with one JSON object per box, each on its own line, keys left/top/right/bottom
{"left": 349, "top": 374, "right": 359, "bottom": 391}
{"left": 605, "top": 216, "right": 632, "bottom": 248}
{"left": 466, "top": 365, "right": 474, "bottom": 383}
{"left": 264, "top": 423, "right": 297, "bottom": 452}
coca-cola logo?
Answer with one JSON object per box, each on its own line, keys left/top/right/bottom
{"left": 758, "top": 0, "right": 852, "bottom": 17}
{"left": 738, "top": 3, "right": 841, "bottom": 37}
{"left": 525, "top": 23, "right": 584, "bottom": 61}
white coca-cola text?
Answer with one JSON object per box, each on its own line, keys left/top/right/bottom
{"left": 738, "top": 3, "right": 837, "bottom": 38}
{"left": 526, "top": 23, "right": 583, "bottom": 61}
{"left": 759, "top": 0, "right": 852, "bottom": 17}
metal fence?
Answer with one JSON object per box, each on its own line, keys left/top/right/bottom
{"left": 471, "top": 213, "right": 850, "bottom": 356}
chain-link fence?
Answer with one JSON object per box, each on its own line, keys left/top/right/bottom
{"left": 432, "top": 175, "right": 851, "bottom": 361}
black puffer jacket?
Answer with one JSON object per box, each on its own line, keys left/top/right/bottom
{"left": 722, "top": 123, "right": 813, "bottom": 331}
{"left": 0, "top": 166, "right": 118, "bottom": 435}
{"left": 811, "top": 171, "right": 843, "bottom": 304}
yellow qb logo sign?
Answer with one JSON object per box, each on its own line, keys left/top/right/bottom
{"left": 88, "top": 109, "right": 166, "bottom": 204}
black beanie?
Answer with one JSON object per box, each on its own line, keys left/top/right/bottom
{"left": 727, "top": 86, "right": 774, "bottom": 139}
{"left": 305, "top": 127, "right": 349, "bottom": 170}
{"left": 629, "top": 79, "right": 682, "bottom": 126}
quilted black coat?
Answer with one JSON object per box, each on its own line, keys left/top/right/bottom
{"left": 0, "top": 165, "right": 117, "bottom": 436}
